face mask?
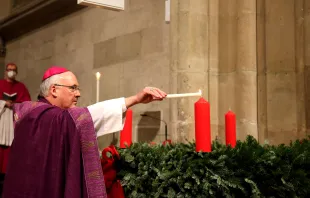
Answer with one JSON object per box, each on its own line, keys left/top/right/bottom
{"left": 7, "top": 71, "right": 17, "bottom": 79}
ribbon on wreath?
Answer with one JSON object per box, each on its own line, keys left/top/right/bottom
{"left": 101, "top": 145, "right": 125, "bottom": 198}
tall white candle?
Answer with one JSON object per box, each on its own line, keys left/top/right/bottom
{"left": 166, "top": 90, "right": 202, "bottom": 98}
{"left": 96, "top": 72, "right": 101, "bottom": 103}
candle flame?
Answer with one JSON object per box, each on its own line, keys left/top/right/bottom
{"left": 96, "top": 72, "right": 101, "bottom": 80}
{"left": 199, "top": 89, "right": 202, "bottom": 96}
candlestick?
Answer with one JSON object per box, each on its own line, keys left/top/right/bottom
{"left": 194, "top": 97, "right": 211, "bottom": 152}
{"left": 166, "top": 90, "right": 202, "bottom": 98}
{"left": 120, "top": 109, "right": 133, "bottom": 148}
{"left": 225, "top": 110, "right": 236, "bottom": 148}
{"left": 96, "top": 72, "right": 101, "bottom": 103}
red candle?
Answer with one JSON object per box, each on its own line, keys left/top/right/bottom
{"left": 120, "top": 109, "right": 133, "bottom": 148}
{"left": 194, "top": 97, "right": 211, "bottom": 152}
{"left": 225, "top": 110, "right": 236, "bottom": 148}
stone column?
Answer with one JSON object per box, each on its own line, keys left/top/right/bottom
{"left": 170, "top": 0, "right": 258, "bottom": 143}
{"left": 0, "top": 58, "right": 4, "bottom": 78}
{"left": 305, "top": 0, "right": 310, "bottom": 135}
{"left": 264, "top": 0, "right": 301, "bottom": 144}
{"left": 208, "top": 0, "right": 220, "bottom": 141}
{"left": 295, "top": 0, "right": 307, "bottom": 138}
{"left": 257, "top": 0, "right": 308, "bottom": 144}
{"left": 0, "top": 36, "right": 5, "bottom": 78}
{"left": 235, "top": 0, "right": 258, "bottom": 140}
{"left": 217, "top": 0, "right": 257, "bottom": 142}
{"left": 217, "top": 0, "right": 238, "bottom": 142}
{"left": 170, "top": 0, "right": 209, "bottom": 142}
{"left": 257, "top": 0, "right": 268, "bottom": 143}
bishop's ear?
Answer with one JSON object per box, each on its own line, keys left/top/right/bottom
{"left": 50, "top": 85, "right": 58, "bottom": 98}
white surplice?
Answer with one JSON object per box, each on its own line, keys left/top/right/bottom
{"left": 0, "top": 100, "right": 14, "bottom": 146}
{"left": 87, "top": 97, "right": 127, "bottom": 137}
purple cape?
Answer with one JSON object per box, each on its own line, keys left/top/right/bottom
{"left": 2, "top": 99, "right": 107, "bottom": 198}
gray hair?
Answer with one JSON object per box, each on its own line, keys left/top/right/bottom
{"left": 39, "top": 75, "right": 60, "bottom": 97}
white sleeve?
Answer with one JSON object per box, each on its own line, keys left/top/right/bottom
{"left": 87, "top": 97, "right": 127, "bottom": 137}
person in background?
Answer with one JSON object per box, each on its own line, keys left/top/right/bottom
{"left": 0, "top": 63, "right": 31, "bottom": 174}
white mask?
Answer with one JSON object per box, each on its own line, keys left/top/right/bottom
{"left": 7, "top": 71, "right": 17, "bottom": 79}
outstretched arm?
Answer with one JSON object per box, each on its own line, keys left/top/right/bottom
{"left": 88, "top": 87, "right": 167, "bottom": 137}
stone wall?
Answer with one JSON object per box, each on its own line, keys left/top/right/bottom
{"left": 257, "top": 0, "right": 309, "bottom": 144}
{"left": 304, "top": 0, "right": 310, "bottom": 138}
{"left": 170, "top": 0, "right": 310, "bottom": 145}
{"left": 4, "top": 0, "right": 170, "bottom": 149}
{"left": 0, "top": 0, "right": 10, "bottom": 21}
{"left": 0, "top": 0, "right": 9, "bottom": 77}
{"left": 170, "top": 0, "right": 258, "bottom": 143}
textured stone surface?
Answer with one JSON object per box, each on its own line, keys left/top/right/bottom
{"left": 305, "top": 67, "right": 310, "bottom": 133}
{"left": 0, "top": 58, "right": 5, "bottom": 78}
{"left": 305, "top": 0, "right": 310, "bottom": 136}
{"left": 170, "top": 0, "right": 210, "bottom": 142}
{"left": 0, "top": 0, "right": 10, "bottom": 20}
{"left": 170, "top": 0, "right": 258, "bottom": 143}
{"left": 265, "top": 1, "right": 295, "bottom": 73}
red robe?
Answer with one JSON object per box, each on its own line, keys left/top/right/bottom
{"left": 0, "top": 79, "right": 31, "bottom": 103}
{"left": 0, "top": 79, "right": 31, "bottom": 173}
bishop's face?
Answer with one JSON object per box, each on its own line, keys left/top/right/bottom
{"left": 52, "top": 72, "right": 81, "bottom": 109}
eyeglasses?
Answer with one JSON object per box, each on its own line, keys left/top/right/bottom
{"left": 54, "top": 84, "right": 81, "bottom": 92}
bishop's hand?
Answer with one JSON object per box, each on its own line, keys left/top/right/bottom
{"left": 125, "top": 87, "right": 167, "bottom": 108}
{"left": 137, "top": 87, "right": 167, "bottom": 103}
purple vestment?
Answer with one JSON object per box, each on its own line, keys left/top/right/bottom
{"left": 2, "top": 98, "right": 107, "bottom": 198}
